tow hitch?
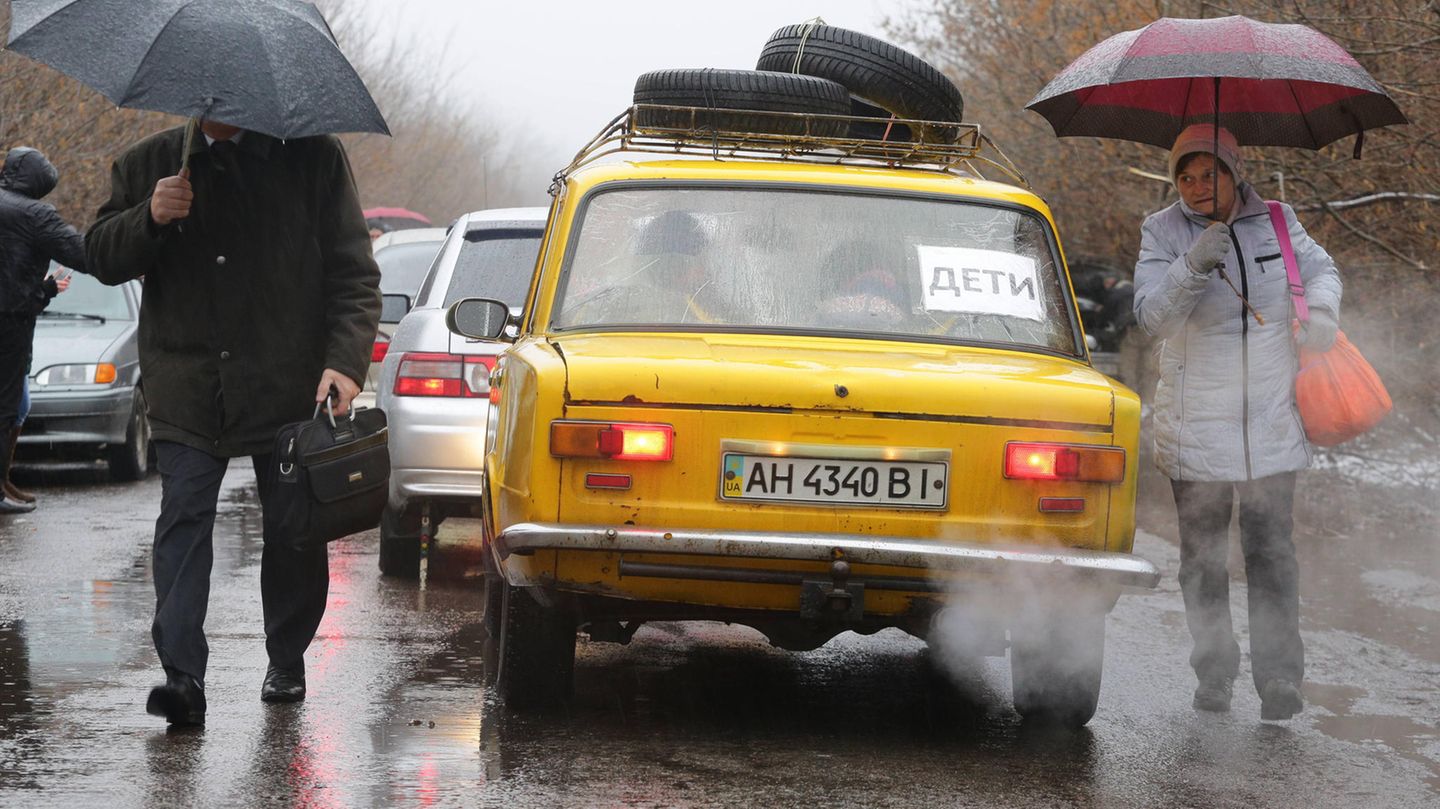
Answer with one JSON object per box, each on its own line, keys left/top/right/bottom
{"left": 800, "top": 558, "right": 864, "bottom": 622}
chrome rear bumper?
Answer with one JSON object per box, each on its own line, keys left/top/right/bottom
{"left": 496, "top": 522, "right": 1161, "bottom": 590}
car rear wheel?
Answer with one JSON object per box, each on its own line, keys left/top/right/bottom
{"left": 756, "top": 24, "right": 964, "bottom": 142}
{"left": 633, "top": 68, "right": 852, "bottom": 137}
{"left": 378, "top": 505, "right": 422, "bottom": 579}
{"left": 481, "top": 551, "right": 504, "bottom": 685}
{"left": 1009, "top": 606, "right": 1106, "bottom": 727}
{"left": 495, "top": 582, "right": 575, "bottom": 711}
{"left": 107, "top": 388, "right": 150, "bottom": 482}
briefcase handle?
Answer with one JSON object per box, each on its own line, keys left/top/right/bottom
{"left": 313, "top": 385, "right": 357, "bottom": 440}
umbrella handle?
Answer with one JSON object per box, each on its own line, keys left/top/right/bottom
{"left": 1216, "top": 265, "right": 1266, "bottom": 326}
{"left": 178, "top": 98, "right": 217, "bottom": 174}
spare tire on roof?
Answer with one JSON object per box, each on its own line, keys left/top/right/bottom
{"left": 633, "top": 68, "right": 851, "bottom": 137}
{"left": 756, "top": 24, "right": 964, "bottom": 141}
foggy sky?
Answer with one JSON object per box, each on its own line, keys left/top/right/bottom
{"left": 354, "top": 0, "right": 889, "bottom": 203}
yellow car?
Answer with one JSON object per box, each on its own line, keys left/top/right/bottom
{"left": 450, "top": 109, "right": 1159, "bottom": 725}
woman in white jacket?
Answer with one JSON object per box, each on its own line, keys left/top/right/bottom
{"left": 1134, "top": 125, "right": 1342, "bottom": 720}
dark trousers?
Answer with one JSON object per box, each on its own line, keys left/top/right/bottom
{"left": 151, "top": 441, "right": 328, "bottom": 686}
{"left": 1171, "top": 472, "right": 1303, "bottom": 693}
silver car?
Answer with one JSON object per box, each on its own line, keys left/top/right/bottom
{"left": 357, "top": 227, "right": 448, "bottom": 411}
{"left": 374, "top": 207, "right": 547, "bottom": 576}
{"left": 20, "top": 270, "right": 150, "bottom": 480}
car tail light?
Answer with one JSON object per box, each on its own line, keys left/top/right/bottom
{"left": 550, "top": 421, "right": 674, "bottom": 461}
{"left": 1004, "top": 442, "right": 1125, "bottom": 483}
{"left": 393, "top": 352, "right": 496, "bottom": 398}
{"left": 371, "top": 336, "right": 390, "bottom": 363}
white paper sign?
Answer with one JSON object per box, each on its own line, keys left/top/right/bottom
{"left": 915, "top": 246, "right": 1044, "bottom": 321}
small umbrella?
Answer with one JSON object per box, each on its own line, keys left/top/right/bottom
{"left": 6, "top": 0, "right": 390, "bottom": 142}
{"left": 1026, "top": 14, "right": 1407, "bottom": 323}
{"left": 363, "top": 207, "right": 432, "bottom": 233}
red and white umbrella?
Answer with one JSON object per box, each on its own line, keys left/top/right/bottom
{"left": 1026, "top": 15, "right": 1406, "bottom": 156}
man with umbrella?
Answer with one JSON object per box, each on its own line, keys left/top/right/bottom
{"left": 86, "top": 113, "right": 380, "bottom": 725}
{"left": 5, "top": 0, "right": 391, "bottom": 726}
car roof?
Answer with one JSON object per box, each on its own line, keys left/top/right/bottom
{"left": 459, "top": 207, "right": 549, "bottom": 230}
{"left": 372, "top": 227, "right": 447, "bottom": 250}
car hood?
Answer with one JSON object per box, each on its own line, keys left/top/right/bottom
{"left": 31, "top": 319, "right": 132, "bottom": 370}
{"left": 553, "top": 333, "right": 1115, "bottom": 429}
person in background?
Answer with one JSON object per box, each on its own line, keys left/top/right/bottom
{"left": 4, "top": 270, "right": 71, "bottom": 507}
{"left": 86, "top": 117, "right": 380, "bottom": 727}
{"left": 1133, "top": 124, "right": 1342, "bottom": 721}
{"left": 0, "top": 147, "right": 87, "bottom": 515}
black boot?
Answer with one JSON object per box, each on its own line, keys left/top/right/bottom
{"left": 0, "top": 431, "right": 35, "bottom": 515}
{"left": 4, "top": 425, "right": 35, "bottom": 504}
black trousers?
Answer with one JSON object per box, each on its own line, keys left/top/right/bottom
{"left": 1171, "top": 472, "right": 1303, "bottom": 693}
{"left": 151, "top": 441, "right": 329, "bottom": 686}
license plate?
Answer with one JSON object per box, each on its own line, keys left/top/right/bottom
{"left": 720, "top": 453, "right": 949, "bottom": 510}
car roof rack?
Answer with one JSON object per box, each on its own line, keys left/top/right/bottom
{"left": 552, "top": 105, "right": 1028, "bottom": 195}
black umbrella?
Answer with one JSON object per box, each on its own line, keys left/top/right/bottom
{"left": 6, "top": 0, "right": 390, "bottom": 141}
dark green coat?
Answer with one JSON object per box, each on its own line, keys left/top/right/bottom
{"left": 86, "top": 124, "right": 380, "bottom": 457}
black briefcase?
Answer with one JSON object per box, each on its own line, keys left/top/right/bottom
{"left": 266, "top": 398, "right": 390, "bottom": 551}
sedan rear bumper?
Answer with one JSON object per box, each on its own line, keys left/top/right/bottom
{"left": 496, "top": 522, "right": 1161, "bottom": 590}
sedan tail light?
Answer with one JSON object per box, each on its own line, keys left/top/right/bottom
{"left": 550, "top": 421, "right": 674, "bottom": 461}
{"left": 393, "top": 352, "right": 496, "bottom": 398}
{"left": 1004, "top": 442, "right": 1125, "bottom": 483}
{"left": 371, "top": 335, "right": 390, "bottom": 363}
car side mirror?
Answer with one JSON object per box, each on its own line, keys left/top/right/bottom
{"left": 446, "top": 297, "right": 511, "bottom": 341}
{"left": 380, "top": 293, "right": 411, "bottom": 324}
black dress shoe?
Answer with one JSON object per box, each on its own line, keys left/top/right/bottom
{"left": 261, "top": 664, "right": 306, "bottom": 703}
{"left": 146, "top": 670, "right": 206, "bottom": 726}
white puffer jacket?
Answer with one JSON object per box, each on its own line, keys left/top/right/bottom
{"left": 1134, "top": 183, "right": 1342, "bottom": 482}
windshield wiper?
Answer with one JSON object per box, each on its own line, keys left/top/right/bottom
{"left": 39, "top": 311, "right": 107, "bottom": 323}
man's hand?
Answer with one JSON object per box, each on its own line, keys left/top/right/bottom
{"left": 316, "top": 368, "right": 361, "bottom": 417}
{"left": 150, "top": 169, "right": 193, "bottom": 226}
{"left": 55, "top": 276, "right": 71, "bottom": 293}
{"left": 1185, "top": 222, "right": 1232, "bottom": 275}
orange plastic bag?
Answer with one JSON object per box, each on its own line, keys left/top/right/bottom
{"left": 1294, "top": 330, "right": 1392, "bottom": 446}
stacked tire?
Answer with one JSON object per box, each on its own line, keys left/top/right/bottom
{"left": 631, "top": 24, "right": 964, "bottom": 143}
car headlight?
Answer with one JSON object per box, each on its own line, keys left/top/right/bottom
{"left": 34, "top": 363, "right": 117, "bottom": 386}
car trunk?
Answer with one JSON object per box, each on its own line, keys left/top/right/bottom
{"left": 552, "top": 333, "right": 1121, "bottom": 551}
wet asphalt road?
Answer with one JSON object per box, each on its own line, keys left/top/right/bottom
{"left": 1, "top": 459, "right": 1437, "bottom": 808}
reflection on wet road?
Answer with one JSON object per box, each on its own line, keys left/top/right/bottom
{"left": 1, "top": 462, "right": 1436, "bottom": 807}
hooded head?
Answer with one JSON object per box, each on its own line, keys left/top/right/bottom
{"left": 0, "top": 147, "right": 60, "bottom": 200}
{"left": 1168, "top": 124, "right": 1242, "bottom": 183}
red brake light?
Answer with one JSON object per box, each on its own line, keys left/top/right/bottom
{"left": 393, "top": 353, "right": 497, "bottom": 398}
{"left": 550, "top": 421, "right": 674, "bottom": 461}
{"left": 1004, "top": 442, "right": 1125, "bottom": 483}
{"left": 371, "top": 336, "right": 390, "bottom": 363}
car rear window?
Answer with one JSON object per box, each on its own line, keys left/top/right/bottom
{"left": 375, "top": 241, "right": 444, "bottom": 296}
{"left": 553, "top": 186, "right": 1079, "bottom": 354}
{"left": 43, "top": 270, "right": 133, "bottom": 320}
{"left": 443, "top": 229, "right": 543, "bottom": 308}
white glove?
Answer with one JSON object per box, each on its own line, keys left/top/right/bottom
{"left": 1185, "top": 222, "right": 1233, "bottom": 275}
